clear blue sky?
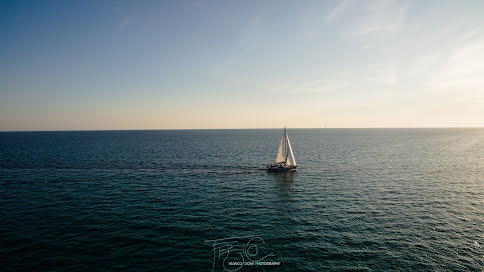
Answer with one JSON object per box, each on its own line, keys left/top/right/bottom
{"left": 1, "top": 0, "right": 483, "bottom": 130}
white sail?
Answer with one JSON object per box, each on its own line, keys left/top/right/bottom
{"left": 285, "top": 132, "right": 296, "bottom": 166}
{"left": 268, "top": 127, "right": 297, "bottom": 171}
{"left": 275, "top": 134, "right": 285, "bottom": 163}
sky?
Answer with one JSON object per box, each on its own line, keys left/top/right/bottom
{"left": 1, "top": 0, "right": 483, "bottom": 131}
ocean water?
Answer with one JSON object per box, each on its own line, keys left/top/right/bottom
{"left": 0, "top": 128, "right": 483, "bottom": 271}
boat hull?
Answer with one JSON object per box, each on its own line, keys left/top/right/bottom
{"left": 267, "top": 164, "right": 297, "bottom": 172}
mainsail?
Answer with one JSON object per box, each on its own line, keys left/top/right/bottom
{"left": 275, "top": 134, "right": 286, "bottom": 163}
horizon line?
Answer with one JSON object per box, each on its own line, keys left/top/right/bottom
{"left": 1, "top": 126, "right": 483, "bottom": 133}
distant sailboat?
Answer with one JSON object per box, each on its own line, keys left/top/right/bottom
{"left": 267, "top": 127, "right": 297, "bottom": 172}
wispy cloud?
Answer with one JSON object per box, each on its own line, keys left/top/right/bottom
{"left": 209, "top": 47, "right": 250, "bottom": 75}
{"left": 327, "top": 0, "right": 350, "bottom": 21}
{"left": 407, "top": 54, "right": 442, "bottom": 77}
{"left": 278, "top": 65, "right": 400, "bottom": 96}
{"left": 426, "top": 38, "right": 484, "bottom": 96}
{"left": 394, "top": 27, "right": 484, "bottom": 104}
{"left": 209, "top": 15, "right": 265, "bottom": 75}
{"left": 348, "top": 0, "right": 406, "bottom": 36}
{"left": 115, "top": 15, "right": 133, "bottom": 34}
{"left": 111, "top": 0, "right": 136, "bottom": 35}
{"left": 277, "top": 78, "right": 350, "bottom": 95}
{"left": 367, "top": 68, "right": 398, "bottom": 85}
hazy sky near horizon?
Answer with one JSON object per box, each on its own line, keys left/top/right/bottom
{"left": 1, "top": 0, "right": 483, "bottom": 130}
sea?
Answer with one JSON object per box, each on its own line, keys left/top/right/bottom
{"left": 0, "top": 128, "right": 482, "bottom": 271}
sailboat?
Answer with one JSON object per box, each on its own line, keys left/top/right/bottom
{"left": 267, "top": 127, "right": 297, "bottom": 172}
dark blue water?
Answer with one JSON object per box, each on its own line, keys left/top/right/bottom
{"left": 1, "top": 129, "right": 483, "bottom": 271}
